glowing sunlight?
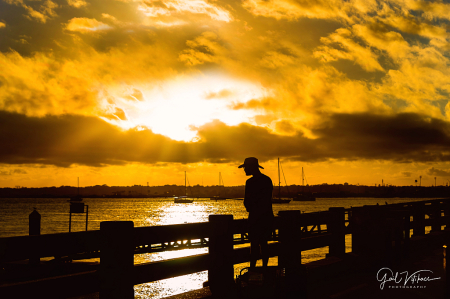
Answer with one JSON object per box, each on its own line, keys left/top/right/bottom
{"left": 101, "top": 74, "right": 269, "bottom": 141}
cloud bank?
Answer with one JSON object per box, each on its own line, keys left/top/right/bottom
{"left": 1, "top": 0, "right": 450, "bottom": 185}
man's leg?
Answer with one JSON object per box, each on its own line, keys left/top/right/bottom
{"left": 260, "top": 240, "right": 269, "bottom": 267}
{"left": 250, "top": 240, "right": 259, "bottom": 268}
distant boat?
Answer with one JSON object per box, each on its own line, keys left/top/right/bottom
{"left": 70, "top": 177, "right": 83, "bottom": 202}
{"left": 174, "top": 196, "right": 194, "bottom": 203}
{"left": 272, "top": 198, "right": 291, "bottom": 204}
{"left": 211, "top": 196, "right": 227, "bottom": 201}
{"left": 293, "top": 193, "right": 316, "bottom": 201}
{"left": 174, "top": 172, "right": 194, "bottom": 203}
{"left": 211, "top": 172, "right": 227, "bottom": 200}
{"left": 272, "top": 158, "right": 291, "bottom": 204}
{"left": 293, "top": 168, "right": 316, "bottom": 201}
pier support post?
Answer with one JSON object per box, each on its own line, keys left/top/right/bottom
{"left": 279, "top": 210, "right": 305, "bottom": 299}
{"left": 327, "top": 207, "right": 346, "bottom": 257}
{"left": 29, "top": 208, "right": 41, "bottom": 265}
{"left": 208, "top": 214, "right": 234, "bottom": 297}
{"left": 100, "top": 221, "right": 134, "bottom": 299}
{"left": 412, "top": 202, "right": 426, "bottom": 237}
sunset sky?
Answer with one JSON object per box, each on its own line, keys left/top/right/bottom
{"left": 1, "top": 0, "right": 450, "bottom": 188}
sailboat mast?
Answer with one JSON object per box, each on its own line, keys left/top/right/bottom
{"left": 185, "top": 171, "right": 187, "bottom": 196}
{"left": 302, "top": 167, "right": 304, "bottom": 186}
{"left": 278, "top": 158, "right": 281, "bottom": 199}
{"left": 77, "top": 177, "right": 79, "bottom": 195}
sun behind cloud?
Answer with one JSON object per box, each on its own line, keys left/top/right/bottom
{"left": 99, "top": 73, "right": 271, "bottom": 141}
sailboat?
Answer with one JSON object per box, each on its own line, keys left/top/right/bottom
{"left": 174, "top": 171, "right": 194, "bottom": 203}
{"left": 212, "top": 172, "right": 227, "bottom": 200}
{"left": 70, "top": 177, "right": 83, "bottom": 202}
{"left": 272, "top": 158, "right": 291, "bottom": 204}
{"left": 293, "top": 167, "right": 316, "bottom": 201}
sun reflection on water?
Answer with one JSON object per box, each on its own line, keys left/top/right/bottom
{"left": 157, "top": 202, "right": 211, "bottom": 225}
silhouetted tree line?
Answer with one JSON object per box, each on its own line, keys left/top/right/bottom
{"left": 0, "top": 183, "right": 448, "bottom": 198}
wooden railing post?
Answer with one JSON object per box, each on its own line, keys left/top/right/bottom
{"left": 278, "top": 210, "right": 305, "bottom": 299}
{"left": 351, "top": 205, "right": 386, "bottom": 260}
{"left": 412, "top": 202, "right": 425, "bottom": 237}
{"left": 100, "top": 221, "right": 134, "bottom": 299}
{"left": 444, "top": 201, "right": 450, "bottom": 231}
{"left": 431, "top": 201, "right": 442, "bottom": 232}
{"left": 351, "top": 207, "right": 367, "bottom": 255}
{"left": 384, "top": 210, "right": 404, "bottom": 266}
{"left": 278, "top": 210, "right": 301, "bottom": 267}
{"left": 327, "top": 207, "right": 346, "bottom": 257}
{"left": 403, "top": 210, "right": 411, "bottom": 258}
{"left": 445, "top": 245, "right": 450, "bottom": 298}
{"left": 392, "top": 214, "right": 404, "bottom": 262}
{"left": 29, "top": 208, "right": 41, "bottom": 265}
{"left": 208, "top": 214, "right": 234, "bottom": 297}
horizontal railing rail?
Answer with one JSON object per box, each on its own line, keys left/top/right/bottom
{"left": 1, "top": 198, "right": 449, "bottom": 299}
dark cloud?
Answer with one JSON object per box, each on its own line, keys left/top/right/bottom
{"left": 0, "top": 111, "right": 178, "bottom": 167}
{"left": 427, "top": 167, "right": 450, "bottom": 177}
{"left": 311, "top": 113, "right": 450, "bottom": 162}
{"left": 1, "top": 111, "right": 450, "bottom": 167}
{"left": 0, "top": 168, "right": 27, "bottom": 176}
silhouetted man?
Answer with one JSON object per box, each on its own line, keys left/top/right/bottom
{"left": 239, "top": 157, "right": 274, "bottom": 268}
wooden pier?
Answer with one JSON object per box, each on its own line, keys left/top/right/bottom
{"left": 1, "top": 198, "right": 450, "bottom": 298}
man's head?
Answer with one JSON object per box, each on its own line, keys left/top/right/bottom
{"left": 238, "top": 157, "right": 264, "bottom": 176}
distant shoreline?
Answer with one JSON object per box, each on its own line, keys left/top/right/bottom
{"left": 1, "top": 184, "right": 448, "bottom": 199}
{"left": 0, "top": 194, "right": 447, "bottom": 199}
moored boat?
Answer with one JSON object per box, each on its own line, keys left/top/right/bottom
{"left": 293, "top": 193, "right": 316, "bottom": 201}
{"left": 174, "top": 196, "right": 194, "bottom": 203}
{"left": 174, "top": 172, "right": 194, "bottom": 203}
{"left": 294, "top": 168, "right": 316, "bottom": 201}
{"left": 272, "top": 198, "right": 291, "bottom": 204}
{"left": 273, "top": 158, "right": 290, "bottom": 204}
{"left": 69, "top": 177, "right": 83, "bottom": 202}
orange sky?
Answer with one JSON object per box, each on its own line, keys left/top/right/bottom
{"left": 1, "top": 0, "right": 450, "bottom": 188}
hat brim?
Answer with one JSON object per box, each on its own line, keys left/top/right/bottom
{"left": 238, "top": 164, "right": 264, "bottom": 169}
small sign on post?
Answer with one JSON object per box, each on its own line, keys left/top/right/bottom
{"left": 70, "top": 202, "right": 84, "bottom": 213}
{"left": 29, "top": 208, "right": 41, "bottom": 265}
{"left": 69, "top": 201, "right": 89, "bottom": 232}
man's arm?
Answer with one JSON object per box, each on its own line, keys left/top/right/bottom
{"left": 243, "top": 180, "right": 256, "bottom": 212}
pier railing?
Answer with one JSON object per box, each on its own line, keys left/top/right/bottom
{"left": 1, "top": 198, "right": 449, "bottom": 298}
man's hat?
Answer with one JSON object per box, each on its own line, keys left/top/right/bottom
{"left": 238, "top": 157, "right": 264, "bottom": 169}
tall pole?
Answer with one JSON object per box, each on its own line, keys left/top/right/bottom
{"left": 218, "top": 172, "right": 221, "bottom": 197}
{"left": 420, "top": 176, "right": 422, "bottom": 187}
{"left": 278, "top": 158, "right": 281, "bottom": 200}
{"left": 185, "top": 171, "right": 187, "bottom": 196}
{"left": 302, "top": 167, "right": 304, "bottom": 186}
